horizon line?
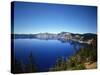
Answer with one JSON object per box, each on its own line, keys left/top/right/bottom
{"left": 12, "top": 32, "right": 97, "bottom": 35}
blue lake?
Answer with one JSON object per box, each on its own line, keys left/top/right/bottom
{"left": 14, "top": 39, "right": 81, "bottom": 72}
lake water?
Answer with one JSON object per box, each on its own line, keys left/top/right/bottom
{"left": 14, "top": 39, "right": 81, "bottom": 72}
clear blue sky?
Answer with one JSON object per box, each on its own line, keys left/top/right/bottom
{"left": 12, "top": 2, "right": 97, "bottom": 34}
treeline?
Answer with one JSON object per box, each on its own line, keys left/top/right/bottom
{"left": 49, "top": 38, "right": 97, "bottom": 71}
{"left": 12, "top": 52, "right": 37, "bottom": 74}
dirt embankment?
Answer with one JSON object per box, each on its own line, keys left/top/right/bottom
{"left": 84, "top": 62, "right": 97, "bottom": 69}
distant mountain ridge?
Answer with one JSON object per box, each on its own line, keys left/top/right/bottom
{"left": 12, "top": 32, "right": 97, "bottom": 44}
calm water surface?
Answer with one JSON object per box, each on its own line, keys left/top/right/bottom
{"left": 14, "top": 39, "right": 81, "bottom": 72}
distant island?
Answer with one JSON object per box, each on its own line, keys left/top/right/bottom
{"left": 12, "top": 32, "right": 97, "bottom": 44}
